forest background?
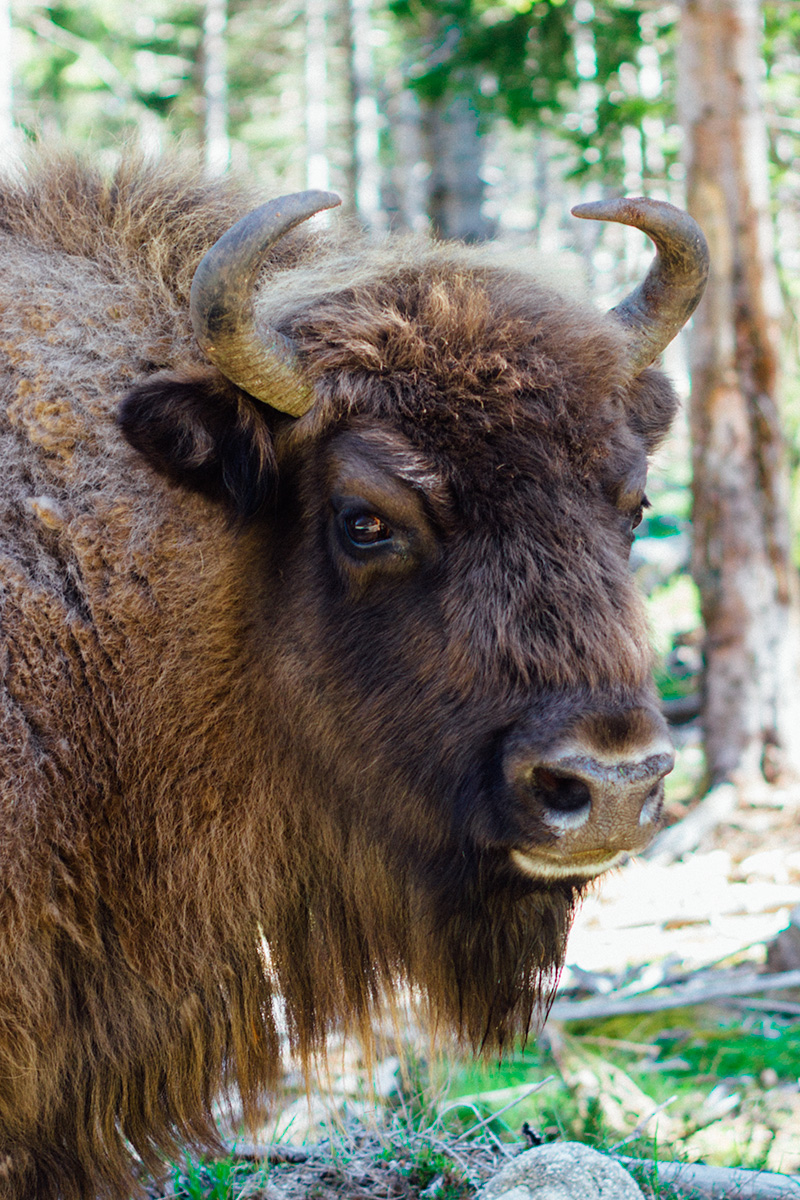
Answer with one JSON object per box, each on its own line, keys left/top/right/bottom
{"left": 4, "top": 1, "right": 800, "bottom": 1195}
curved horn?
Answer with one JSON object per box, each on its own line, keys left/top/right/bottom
{"left": 190, "top": 190, "right": 341, "bottom": 416}
{"left": 571, "top": 197, "right": 709, "bottom": 375}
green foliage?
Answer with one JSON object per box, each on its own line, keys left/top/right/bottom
{"left": 390, "top": 0, "right": 575, "bottom": 117}
{"left": 763, "top": 0, "right": 800, "bottom": 190}
{"left": 637, "top": 465, "right": 702, "bottom": 721}
{"left": 387, "top": 0, "right": 680, "bottom": 185}
{"left": 14, "top": 0, "right": 202, "bottom": 145}
{"left": 170, "top": 1153, "right": 269, "bottom": 1199}
{"left": 666, "top": 1018, "right": 800, "bottom": 1083}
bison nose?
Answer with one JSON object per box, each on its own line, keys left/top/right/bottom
{"left": 529, "top": 751, "right": 673, "bottom": 824}
{"left": 506, "top": 715, "right": 674, "bottom": 881}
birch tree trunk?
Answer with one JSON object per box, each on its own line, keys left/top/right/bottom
{"left": 305, "top": 0, "right": 330, "bottom": 192}
{"left": 203, "top": 0, "right": 229, "bottom": 176}
{"left": 422, "top": 88, "right": 491, "bottom": 242}
{"left": 340, "top": 0, "right": 384, "bottom": 230}
{"left": 385, "top": 82, "right": 428, "bottom": 233}
{"left": 678, "top": 0, "right": 800, "bottom": 788}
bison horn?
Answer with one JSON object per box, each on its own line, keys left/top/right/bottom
{"left": 571, "top": 197, "right": 709, "bottom": 375}
{"left": 190, "top": 190, "right": 342, "bottom": 416}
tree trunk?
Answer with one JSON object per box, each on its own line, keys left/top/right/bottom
{"left": 340, "top": 0, "right": 385, "bottom": 230}
{"left": 422, "top": 88, "right": 492, "bottom": 242}
{"left": 203, "top": 0, "right": 229, "bottom": 176}
{"left": 384, "top": 80, "right": 428, "bottom": 232}
{"left": 305, "top": 0, "right": 330, "bottom": 191}
{"left": 678, "top": 0, "right": 800, "bottom": 788}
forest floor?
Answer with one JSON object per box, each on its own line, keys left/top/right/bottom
{"left": 150, "top": 756, "right": 800, "bottom": 1200}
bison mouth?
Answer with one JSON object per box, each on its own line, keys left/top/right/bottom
{"left": 510, "top": 845, "right": 629, "bottom": 881}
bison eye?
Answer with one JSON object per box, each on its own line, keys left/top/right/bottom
{"left": 343, "top": 512, "right": 393, "bottom": 547}
{"left": 632, "top": 495, "right": 650, "bottom": 531}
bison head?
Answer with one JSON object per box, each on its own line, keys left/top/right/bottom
{"left": 120, "top": 196, "right": 707, "bottom": 1051}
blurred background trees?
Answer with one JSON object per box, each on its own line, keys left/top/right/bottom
{"left": 6, "top": 0, "right": 800, "bottom": 809}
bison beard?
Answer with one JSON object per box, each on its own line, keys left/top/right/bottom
{"left": 0, "top": 153, "right": 706, "bottom": 1200}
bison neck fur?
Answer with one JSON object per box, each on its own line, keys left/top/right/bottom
{"left": 0, "top": 153, "right": 676, "bottom": 1199}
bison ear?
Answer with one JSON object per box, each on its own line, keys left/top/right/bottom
{"left": 119, "top": 368, "right": 278, "bottom": 520}
{"left": 624, "top": 368, "right": 680, "bottom": 454}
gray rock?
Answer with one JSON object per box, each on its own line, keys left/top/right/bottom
{"left": 478, "top": 1142, "right": 645, "bottom": 1200}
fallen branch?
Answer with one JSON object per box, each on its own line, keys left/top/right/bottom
{"left": 428, "top": 1098, "right": 510, "bottom": 1159}
{"left": 617, "top": 1154, "right": 800, "bottom": 1199}
{"left": 726, "top": 996, "right": 800, "bottom": 1016}
{"left": 548, "top": 969, "right": 800, "bottom": 1022}
{"left": 227, "top": 1142, "right": 309, "bottom": 1164}
{"left": 608, "top": 1095, "right": 677, "bottom": 1152}
{"left": 643, "top": 782, "right": 738, "bottom": 864}
{"left": 451, "top": 1077, "right": 555, "bottom": 1143}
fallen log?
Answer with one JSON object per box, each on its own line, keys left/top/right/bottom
{"left": 226, "top": 1142, "right": 310, "bottom": 1164}
{"left": 548, "top": 969, "right": 800, "bottom": 1022}
{"left": 617, "top": 1154, "right": 800, "bottom": 1199}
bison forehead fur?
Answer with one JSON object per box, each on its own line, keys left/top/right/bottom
{"left": 0, "top": 154, "right": 677, "bottom": 1200}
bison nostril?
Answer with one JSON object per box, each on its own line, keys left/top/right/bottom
{"left": 532, "top": 768, "right": 592, "bottom": 814}
{"left": 639, "top": 778, "right": 665, "bottom": 825}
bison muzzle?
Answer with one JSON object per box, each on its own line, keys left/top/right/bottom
{"left": 0, "top": 155, "right": 707, "bottom": 1199}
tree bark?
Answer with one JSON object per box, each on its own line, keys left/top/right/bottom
{"left": 384, "top": 80, "right": 428, "bottom": 233}
{"left": 422, "top": 88, "right": 492, "bottom": 242}
{"left": 305, "top": 0, "right": 330, "bottom": 191}
{"left": 203, "top": 0, "right": 229, "bottom": 176}
{"left": 678, "top": 0, "right": 800, "bottom": 788}
{"left": 340, "top": 0, "right": 385, "bottom": 230}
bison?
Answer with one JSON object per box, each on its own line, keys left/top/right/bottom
{"left": 0, "top": 153, "right": 707, "bottom": 1200}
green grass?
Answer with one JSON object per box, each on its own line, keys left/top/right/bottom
{"left": 664, "top": 1016, "right": 800, "bottom": 1081}
{"left": 168, "top": 1153, "right": 270, "bottom": 1199}
{"left": 430, "top": 1008, "right": 800, "bottom": 1169}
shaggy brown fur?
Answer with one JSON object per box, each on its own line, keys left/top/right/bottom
{"left": 0, "top": 153, "right": 678, "bottom": 1200}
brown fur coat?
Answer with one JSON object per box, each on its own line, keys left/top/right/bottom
{"left": 0, "top": 154, "right": 677, "bottom": 1199}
